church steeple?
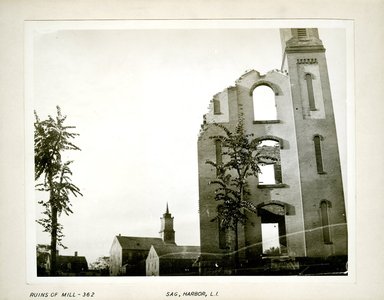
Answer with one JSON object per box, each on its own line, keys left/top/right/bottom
{"left": 159, "top": 203, "right": 175, "bottom": 244}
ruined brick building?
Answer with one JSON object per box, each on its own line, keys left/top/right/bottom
{"left": 197, "top": 28, "right": 347, "bottom": 274}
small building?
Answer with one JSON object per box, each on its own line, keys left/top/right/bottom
{"left": 37, "top": 246, "right": 88, "bottom": 276}
{"left": 56, "top": 251, "right": 88, "bottom": 276}
{"left": 109, "top": 204, "right": 195, "bottom": 276}
{"left": 109, "top": 235, "right": 165, "bottom": 276}
{"left": 146, "top": 244, "right": 200, "bottom": 276}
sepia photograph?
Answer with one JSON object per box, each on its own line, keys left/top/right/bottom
{"left": 3, "top": 0, "right": 384, "bottom": 299}
{"left": 26, "top": 20, "right": 351, "bottom": 280}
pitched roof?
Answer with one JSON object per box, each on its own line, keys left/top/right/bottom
{"left": 151, "top": 245, "right": 200, "bottom": 260}
{"left": 116, "top": 236, "right": 165, "bottom": 250}
{"left": 57, "top": 255, "right": 88, "bottom": 265}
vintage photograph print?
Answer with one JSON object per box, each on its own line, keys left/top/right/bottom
{"left": 26, "top": 20, "right": 350, "bottom": 279}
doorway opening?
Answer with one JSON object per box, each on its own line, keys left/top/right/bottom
{"left": 259, "top": 204, "right": 287, "bottom": 256}
{"left": 261, "top": 223, "right": 280, "bottom": 254}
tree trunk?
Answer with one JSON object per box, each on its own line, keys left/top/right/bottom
{"left": 48, "top": 170, "right": 57, "bottom": 276}
{"left": 50, "top": 205, "right": 58, "bottom": 276}
{"left": 224, "top": 224, "right": 239, "bottom": 275}
{"left": 234, "top": 222, "right": 239, "bottom": 274}
{"left": 234, "top": 183, "right": 244, "bottom": 273}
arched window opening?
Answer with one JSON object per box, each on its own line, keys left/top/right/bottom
{"left": 257, "top": 140, "right": 282, "bottom": 185}
{"left": 320, "top": 201, "right": 332, "bottom": 244}
{"left": 313, "top": 135, "right": 325, "bottom": 174}
{"left": 252, "top": 85, "right": 277, "bottom": 121}
{"left": 305, "top": 73, "right": 316, "bottom": 111}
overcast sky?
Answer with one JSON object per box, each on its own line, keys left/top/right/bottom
{"left": 30, "top": 21, "right": 347, "bottom": 265}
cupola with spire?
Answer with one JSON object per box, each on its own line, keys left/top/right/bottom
{"left": 159, "top": 203, "right": 176, "bottom": 244}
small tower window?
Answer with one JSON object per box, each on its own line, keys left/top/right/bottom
{"left": 305, "top": 73, "right": 316, "bottom": 111}
{"left": 320, "top": 200, "right": 332, "bottom": 244}
{"left": 313, "top": 135, "right": 325, "bottom": 174}
{"left": 252, "top": 85, "right": 277, "bottom": 121}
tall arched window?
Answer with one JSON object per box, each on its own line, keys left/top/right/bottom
{"left": 313, "top": 135, "right": 325, "bottom": 174}
{"left": 252, "top": 85, "right": 277, "bottom": 121}
{"left": 257, "top": 140, "right": 282, "bottom": 185}
{"left": 305, "top": 73, "right": 316, "bottom": 111}
{"left": 320, "top": 200, "right": 332, "bottom": 244}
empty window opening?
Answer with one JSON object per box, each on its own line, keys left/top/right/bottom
{"left": 259, "top": 164, "right": 275, "bottom": 185}
{"left": 252, "top": 85, "right": 277, "bottom": 121}
{"left": 313, "top": 135, "right": 325, "bottom": 173}
{"left": 320, "top": 201, "right": 332, "bottom": 244}
{"left": 305, "top": 73, "right": 316, "bottom": 111}
{"left": 213, "top": 99, "right": 221, "bottom": 115}
{"left": 257, "top": 140, "right": 282, "bottom": 185}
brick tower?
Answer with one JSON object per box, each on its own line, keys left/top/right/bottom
{"left": 197, "top": 28, "right": 347, "bottom": 275}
